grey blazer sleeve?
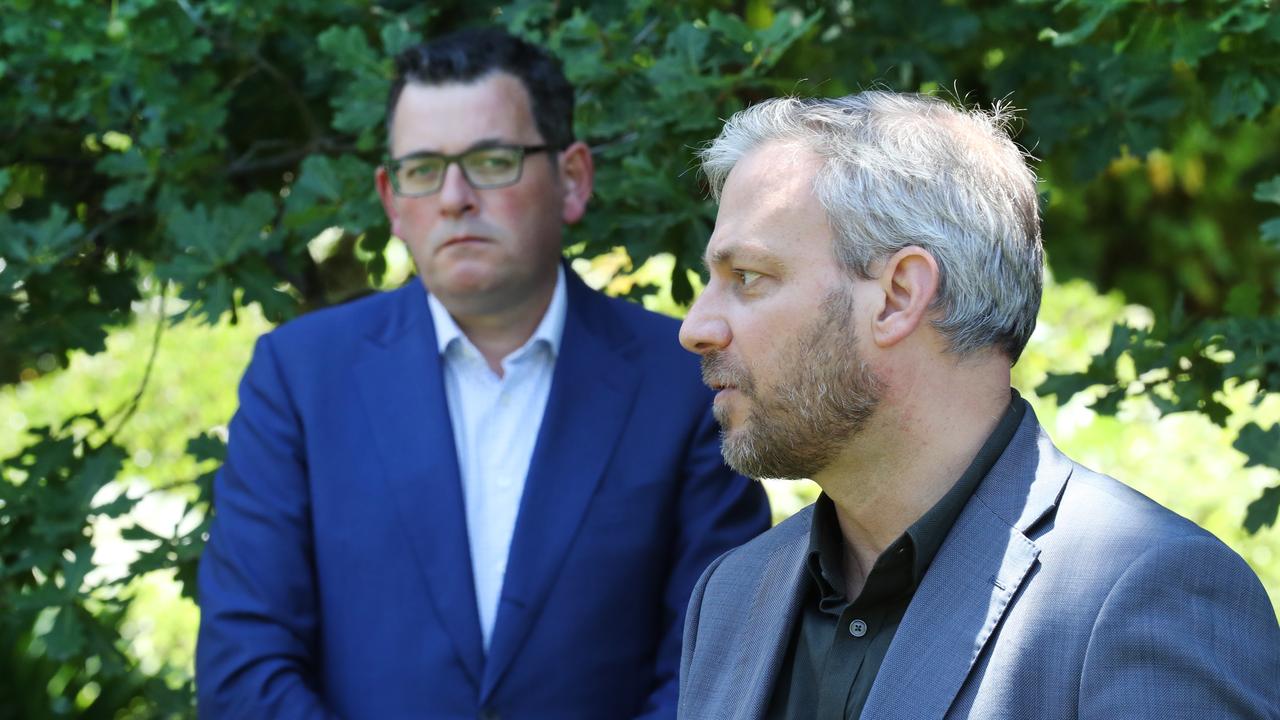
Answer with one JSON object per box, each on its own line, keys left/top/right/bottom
{"left": 1078, "top": 533, "right": 1280, "bottom": 719}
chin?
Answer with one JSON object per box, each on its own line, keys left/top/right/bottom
{"left": 713, "top": 399, "right": 750, "bottom": 430}
{"left": 434, "top": 263, "right": 503, "bottom": 294}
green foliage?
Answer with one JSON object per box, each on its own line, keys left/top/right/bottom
{"left": 1, "top": 303, "right": 262, "bottom": 716}
{"left": 1000, "top": 274, "right": 1280, "bottom": 614}
{"left": 1259, "top": 174, "right": 1280, "bottom": 246}
{"left": 1237, "top": 423, "right": 1280, "bottom": 532}
{"left": 0, "top": 411, "right": 192, "bottom": 718}
{"left": 4, "top": 0, "right": 1280, "bottom": 715}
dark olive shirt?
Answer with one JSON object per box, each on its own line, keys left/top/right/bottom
{"left": 764, "top": 394, "right": 1026, "bottom": 720}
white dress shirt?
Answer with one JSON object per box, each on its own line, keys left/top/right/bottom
{"left": 426, "top": 266, "right": 566, "bottom": 650}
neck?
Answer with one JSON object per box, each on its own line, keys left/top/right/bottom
{"left": 813, "top": 350, "right": 1012, "bottom": 589}
{"left": 434, "top": 272, "right": 559, "bottom": 377}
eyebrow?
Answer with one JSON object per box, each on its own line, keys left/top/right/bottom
{"left": 703, "top": 243, "right": 785, "bottom": 273}
{"left": 392, "top": 138, "right": 512, "bottom": 161}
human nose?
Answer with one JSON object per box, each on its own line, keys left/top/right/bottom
{"left": 679, "top": 288, "right": 731, "bottom": 355}
{"left": 437, "top": 161, "right": 478, "bottom": 217}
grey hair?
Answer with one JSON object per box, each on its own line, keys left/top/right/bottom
{"left": 699, "top": 91, "right": 1044, "bottom": 361}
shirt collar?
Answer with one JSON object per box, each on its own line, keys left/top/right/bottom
{"left": 805, "top": 390, "right": 1027, "bottom": 604}
{"left": 426, "top": 264, "right": 568, "bottom": 359}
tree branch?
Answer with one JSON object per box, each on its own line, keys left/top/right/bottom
{"left": 173, "top": 0, "right": 322, "bottom": 143}
{"left": 102, "top": 284, "right": 169, "bottom": 443}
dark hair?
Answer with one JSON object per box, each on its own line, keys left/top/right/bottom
{"left": 386, "top": 27, "right": 575, "bottom": 150}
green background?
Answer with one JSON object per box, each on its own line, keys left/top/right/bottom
{"left": 2, "top": 0, "right": 1279, "bottom": 716}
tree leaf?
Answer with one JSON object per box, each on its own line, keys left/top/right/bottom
{"left": 161, "top": 192, "right": 277, "bottom": 270}
{"left": 317, "top": 26, "right": 378, "bottom": 72}
{"left": 1170, "top": 17, "right": 1218, "bottom": 67}
{"left": 1254, "top": 175, "right": 1280, "bottom": 205}
{"left": 1211, "top": 75, "right": 1269, "bottom": 125}
{"left": 1243, "top": 484, "right": 1280, "bottom": 534}
{"left": 1233, "top": 422, "right": 1280, "bottom": 471}
{"left": 380, "top": 20, "right": 415, "bottom": 57}
{"left": 186, "top": 433, "right": 227, "bottom": 463}
{"left": 1260, "top": 218, "right": 1280, "bottom": 246}
{"left": 1224, "top": 282, "right": 1261, "bottom": 319}
{"left": 43, "top": 605, "right": 87, "bottom": 662}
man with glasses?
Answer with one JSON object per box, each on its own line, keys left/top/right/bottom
{"left": 196, "top": 27, "right": 770, "bottom": 720}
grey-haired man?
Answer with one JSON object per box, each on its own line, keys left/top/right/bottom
{"left": 677, "top": 92, "right": 1279, "bottom": 719}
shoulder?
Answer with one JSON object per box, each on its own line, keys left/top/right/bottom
{"left": 985, "top": 414, "right": 1271, "bottom": 623}
{"left": 573, "top": 278, "right": 686, "bottom": 346}
{"left": 566, "top": 275, "right": 704, "bottom": 385}
{"left": 999, "top": 410, "right": 1229, "bottom": 561}
{"left": 1037, "top": 458, "right": 1275, "bottom": 629}
{"left": 1065, "top": 467, "right": 1280, "bottom": 714}
{"left": 1024, "top": 448, "right": 1248, "bottom": 585}
{"left": 261, "top": 283, "right": 422, "bottom": 362}
{"left": 1065, "top": 464, "right": 1268, "bottom": 594}
{"left": 1054, "top": 462, "right": 1220, "bottom": 550}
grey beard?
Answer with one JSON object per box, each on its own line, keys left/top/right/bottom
{"left": 709, "top": 287, "right": 882, "bottom": 480}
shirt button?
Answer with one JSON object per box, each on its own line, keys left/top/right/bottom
{"left": 849, "top": 618, "right": 868, "bottom": 637}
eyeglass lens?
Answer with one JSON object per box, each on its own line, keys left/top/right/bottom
{"left": 395, "top": 147, "right": 524, "bottom": 195}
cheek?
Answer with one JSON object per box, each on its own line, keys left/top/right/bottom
{"left": 390, "top": 199, "right": 434, "bottom": 238}
{"left": 502, "top": 170, "right": 564, "bottom": 216}
{"left": 742, "top": 320, "right": 805, "bottom": 380}
{"left": 491, "top": 187, "right": 563, "bottom": 241}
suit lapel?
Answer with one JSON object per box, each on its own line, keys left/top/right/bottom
{"left": 862, "top": 409, "right": 1072, "bottom": 720}
{"left": 480, "top": 273, "right": 642, "bottom": 700}
{"left": 353, "top": 283, "right": 485, "bottom": 689}
{"left": 860, "top": 501, "right": 1039, "bottom": 719}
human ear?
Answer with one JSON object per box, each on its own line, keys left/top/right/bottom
{"left": 871, "top": 246, "right": 940, "bottom": 348}
{"left": 375, "top": 165, "right": 403, "bottom": 237}
{"left": 557, "top": 141, "right": 594, "bottom": 224}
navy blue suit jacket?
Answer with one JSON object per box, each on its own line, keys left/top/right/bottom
{"left": 196, "top": 268, "right": 770, "bottom": 719}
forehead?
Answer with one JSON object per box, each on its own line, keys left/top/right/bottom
{"left": 705, "top": 140, "right": 835, "bottom": 268}
{"left": 390, "top": 72, "right": 540, "bottom": 155}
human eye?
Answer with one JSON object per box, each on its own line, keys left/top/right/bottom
{"left": 733, "top": 269, "right": 764, "bottom": 287}
{"left": 471, "top": 149, "right": 519, "bottom": 171}
{"left": 402, "top": 156, "right": 443, "bottom": 179}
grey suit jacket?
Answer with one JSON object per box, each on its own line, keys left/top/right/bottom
{"left": 679, "top": 404, "right": 1280, "bottom": 719}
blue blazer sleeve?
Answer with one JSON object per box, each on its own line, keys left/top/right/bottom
{"left": 195, "top": 334, "right": 339, "bottom": 720}
{"left": 633, "top": 402, "right": 770, "bottom": 720}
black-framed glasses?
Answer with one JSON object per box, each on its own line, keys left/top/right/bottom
{"left": 384, "top": 144, "right": 553, "bottom": 197}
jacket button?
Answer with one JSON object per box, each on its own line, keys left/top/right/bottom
{"left": 479, "top": 710, "right": 500, "bottom": 720}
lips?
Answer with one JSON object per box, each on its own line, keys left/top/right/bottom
{"left": 713, "top": 387, "right": 741, "bottom": 408}
{"left": 439, "top": 235, "right": 490, "bottom": 250}
{"left": 701, "top": 351, "right": 752, "bottom": 395}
